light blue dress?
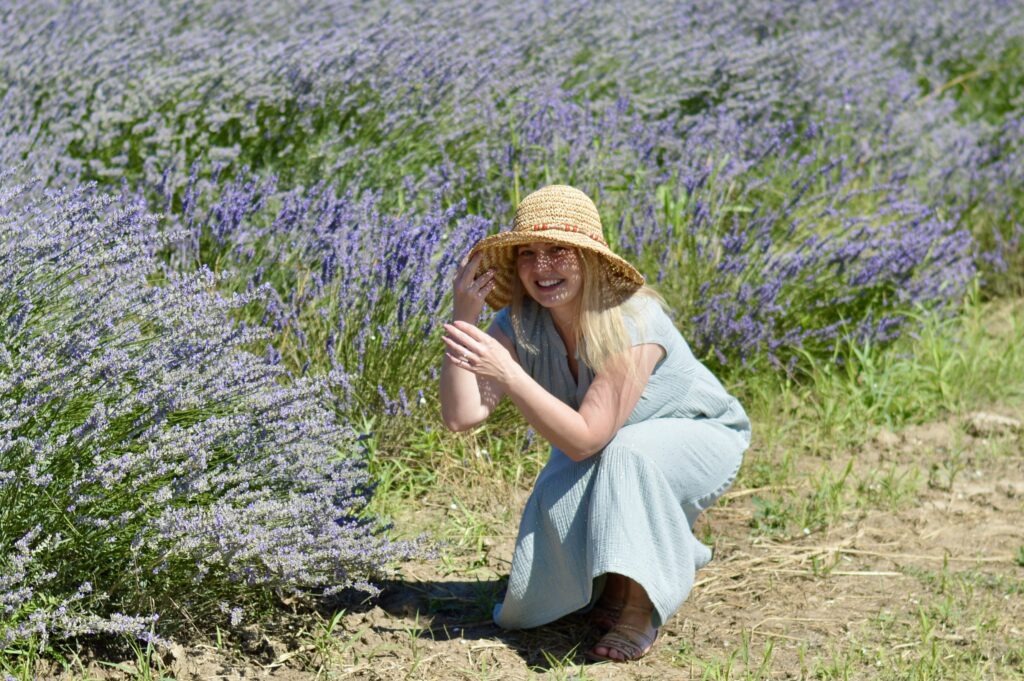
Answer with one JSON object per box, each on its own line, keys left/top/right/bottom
{"left": 491, "top": 294, "right": 751, "bottom": 630}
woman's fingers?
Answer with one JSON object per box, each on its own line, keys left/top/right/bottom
{"left": 444, "top": 351, "right": 473, "bottom": 368}
{"left": 449, "top": 320, "right": 491, "bottom": 344}
{"left": 468, "top": 269, "right": 495, "bottom": 294}
{"left": 442, "top": 335, "right": 486, "bottom": 367}
{"left": 456, "top": 252, "right": 482, "bottom": 286}
{"left": 457, "top": 254, "right": 496, "bottom": 292}
{"left": 442, "top": 338, "right": 482, "bottom": 374}
{"left": 443, "top": 322, "right": 513, "bottom": 383}
{"left": 452, "top": 252, "right": 496, "bottom": 323}
{"left": 443, "top": 323, "right": 488, "bottom": 355}
{"left": 451, "top": 320, "right": 483, "bottom": 333}
{"left": 441, "top": 334, "right": 474, "bottom": 357}
{"left": 461, "top": 264, "right": 494, "bottom": 295}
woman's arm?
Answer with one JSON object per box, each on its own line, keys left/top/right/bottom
{"left": 443, "top": 320, "right": 663, "bottom": 460}
{"left": 439, "top": 323, "right": 516, "bottom": 431}
{"left": 507, "top": 343, "right": 662, "bottom": 459}
{"left": 439, "top": 252, "right": 511, "bottom": 431}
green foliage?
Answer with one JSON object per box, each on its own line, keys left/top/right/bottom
{"left": 787, "top": 288, "right": 1024, "bottom": 433}
{"left": 927, "top": 37, "right": 1024, "bottom": 297}
{"left": 750, "top": 459, "right": 852, "bottom": 537}
{"left": 739, "top": 294, "right": 1024, "bottom": 539}
{"left": 531, "top": 647, "right": 592, "bottom": 679}
{"left": 67, "top": 82, "right": 465, "bottom": 213}
{"left": 855, "top": 464, "right": 922, "bottom": 511}
{"left": 933, "top": 38, "right": 1024, "bottom": 126}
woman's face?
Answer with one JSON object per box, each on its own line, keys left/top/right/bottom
{"left": 516, "top": 242, "right": 583, "bottom": 312}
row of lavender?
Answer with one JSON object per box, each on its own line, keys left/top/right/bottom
{"left": 1, "top": 0, "right": 1022, "bottom": 649}
{"left": 5, "top": 1, "right": 1021, "bottom": 371}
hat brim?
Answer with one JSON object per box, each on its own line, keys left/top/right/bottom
{"left": 467, "top": 230, "right": 645, "bottom": 310}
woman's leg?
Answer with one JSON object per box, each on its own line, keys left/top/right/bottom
{"left": 599, "top": 573, "right": 627, "bottom": 602}
{"left": 587, "top": 418, "right": 746, "bottom": 629}
{"left": 590, "top": 572, "right": 627, "bottom": 630}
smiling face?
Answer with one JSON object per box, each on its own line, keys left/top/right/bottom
{"left": 515, "top": 241, "right": 584, "bottom": 314}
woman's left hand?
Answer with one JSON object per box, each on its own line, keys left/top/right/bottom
{"left": 443, "top": 321, "right": 519, "bottom": 387}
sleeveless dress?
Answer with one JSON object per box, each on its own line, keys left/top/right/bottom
{"left": 491, "top": 294, "right": 751, "bottom": 630}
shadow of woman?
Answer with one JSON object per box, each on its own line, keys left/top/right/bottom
{"left": 326, "top": 577, "right": 601, "bottom": 669}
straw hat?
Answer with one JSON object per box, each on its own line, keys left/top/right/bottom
{"left": 468, "top": 185, "right": 644, "bottom": 309}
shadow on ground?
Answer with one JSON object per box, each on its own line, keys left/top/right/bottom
{"left": 328, "top": 577, "right": 604, "bottom": 669}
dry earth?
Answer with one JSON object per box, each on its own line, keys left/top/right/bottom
{"left": 52, "top": 412, "right": 1024, "bottom": 680}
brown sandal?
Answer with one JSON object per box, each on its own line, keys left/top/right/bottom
{"left": 586, "top": 622, "right": 658, "bottom": 662}
{"left": 588, "top": 600, "right": 623, "bottom": 632}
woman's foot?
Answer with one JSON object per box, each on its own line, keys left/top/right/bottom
{"left": 587, "top": 578, "right": 658, "bottom": 662}
{"left": 589, "top": 573, "right": 627, "bottom": 632}
{"left": 588, "top": 600, "right": 622, "bottom": 632}
{"left": 586, "top": 605, "right": 658, "bottom": 662}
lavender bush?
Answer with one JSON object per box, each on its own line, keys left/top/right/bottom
{"left": 2, "top": 1, "right": 1015, "bottom": 188}
{"left": 158, "top": 169, "right": 492, "bottom": 421}
{"left": 4, "top": 1, "right": 1022, "bottom": 213}
{"left": 1, "top": 0, "right": 1022, "bottom": 650}
{"left": 0, "top": 175, "right": 418, "bottom": 647}
{"left": 615, "top": 127, "right": 976, "bottom": 370}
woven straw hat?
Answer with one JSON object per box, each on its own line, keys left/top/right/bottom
{"left": 468, "top": 185, "right": 644, "bottom": 310}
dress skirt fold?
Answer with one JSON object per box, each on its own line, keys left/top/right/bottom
{"left": 494, "top": 418, "right": 746, "bottom": 630}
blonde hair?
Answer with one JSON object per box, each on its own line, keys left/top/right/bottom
{"left": 510, "top": 248, "right": 663, "bottom": 380}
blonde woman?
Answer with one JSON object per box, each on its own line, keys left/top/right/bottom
{"left": 439, "top": 185, "right": 750, "bottom": 662}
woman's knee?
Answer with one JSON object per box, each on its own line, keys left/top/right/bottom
{"left": 598, "top": 441, "right": 645, "bottom": 467}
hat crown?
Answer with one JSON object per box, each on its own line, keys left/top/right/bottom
{"left": 513, "top": 185, "right": 605, "bottom": 244}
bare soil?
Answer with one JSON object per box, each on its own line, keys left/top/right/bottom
{"left": 51, "top": 412, "right": 1024, "bottom": 680}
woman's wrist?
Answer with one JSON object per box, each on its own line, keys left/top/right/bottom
{"left": 451, "top": 304, "right": 481, "bottom": 324}
{"left": 499, "top": 361, "right": 527, "bottom": 393}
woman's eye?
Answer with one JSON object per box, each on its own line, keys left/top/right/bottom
{"left": 518, "top": 250, "right": 533, "bottom": 257}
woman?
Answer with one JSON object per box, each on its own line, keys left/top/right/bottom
{"left": 439, "top": 185, "right": 750, "bottom": 662}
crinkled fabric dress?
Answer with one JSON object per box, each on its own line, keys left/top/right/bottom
{"left": 491, "top": 294, "right": 751, "bottom": 630}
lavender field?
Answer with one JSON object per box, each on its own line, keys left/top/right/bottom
{"left": 2, "top": 1, "right": 1023, "bottom": 678}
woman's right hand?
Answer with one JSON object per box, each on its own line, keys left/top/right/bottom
{"left": 452, "top": 252, "right": 496, "bottom": 323}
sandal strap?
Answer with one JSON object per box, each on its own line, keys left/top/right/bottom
{"left": 612, "top": 622, "right": 658, "bottom": 649}
{"left": 591, "top": 601, "right": 623, "bottom": 619}
{"left": 595, "top": 623, "right": 658, "bottom": 660}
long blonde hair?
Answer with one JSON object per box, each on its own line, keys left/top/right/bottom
{"left": 509, "top": 248, "right": 663, "bottom": 378}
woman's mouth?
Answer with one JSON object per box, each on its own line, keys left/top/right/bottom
{"left": 535, "top": 279, "right": 564, "bottom": 291}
